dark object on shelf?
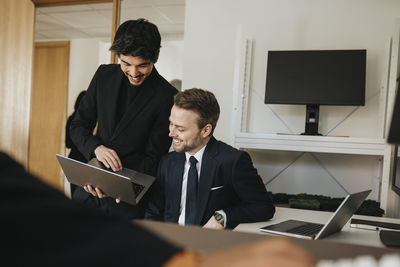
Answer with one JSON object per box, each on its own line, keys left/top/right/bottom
{"left": 271, "top": 192, "right": 293, "bottom": 204}
{"left": 289, "top": 198, "right": 320, "bottom": 210}
{"left": 379, "top": 230, "right": 400, "bottom": 248}
{"left": 270, "top": 192, "right": 384, "bottom": 217}
{"left": 356, "top": 199, "right": 385, "bottom": 217}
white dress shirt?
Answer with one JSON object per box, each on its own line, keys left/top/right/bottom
{"left": 177, "top": 144, "right": 227, "bottom": 227}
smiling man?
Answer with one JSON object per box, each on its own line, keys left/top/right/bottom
{"left": 69, "top": 19, "right": 177, "bottom": 219}
{"left": 145, "top": 88, "right": 275, "bottom": 229}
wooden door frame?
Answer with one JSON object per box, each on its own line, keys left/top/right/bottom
{"left": 32, "top": 0, "right": 112, "bottom": 7}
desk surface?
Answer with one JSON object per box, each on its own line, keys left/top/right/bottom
{"left": 136, "top": 219, "right": 399, "bottom": 261}
{"left": 234, "top": 207, "right": 400, "bottom": 248}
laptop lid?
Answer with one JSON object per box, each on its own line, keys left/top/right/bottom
{"left": 260, "top": 190, "right": 371, "bottom": 239}
{"left": 315, "top": 189, "right": 371, "bottom": 239}
{"left": 56, "top": 154, "right": 155, "bottom": 205}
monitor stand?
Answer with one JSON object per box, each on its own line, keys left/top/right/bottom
{"left": 379, "top": 230, "right": 400, "bottom": 248}
{"left": 301, "top": 104, "right": 322, "bottom": 136}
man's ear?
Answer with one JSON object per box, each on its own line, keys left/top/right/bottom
{"left": 202, "top": 124, "right": 212, "bottom": 138}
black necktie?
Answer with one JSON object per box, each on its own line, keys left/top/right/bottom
{"left": 185, "top": 156, "right": 198, "bottom": 225}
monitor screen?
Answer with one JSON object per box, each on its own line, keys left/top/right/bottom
{"left": 388, "top": 83, "right": 400, "bottom": 144}
{"left": 388, "top": 82, "right": 400, "bottom": 196}
{"left": 392, "top": 145, "right": 400, "bottom": 197}
{"left": 264, "top": 50, "right": 366, "bottom": 106}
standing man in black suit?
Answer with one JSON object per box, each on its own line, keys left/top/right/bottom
{"left": 70, "top": 19, "right": 177, "bottom": 219}
{"left": 145, "top": 88, "right": 275, "bottom": 229}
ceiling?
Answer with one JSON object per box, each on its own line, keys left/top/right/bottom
{"left": 35, "top": 0, "right": 186, "bottom": 41}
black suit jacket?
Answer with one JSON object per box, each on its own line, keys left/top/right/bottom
{"left": 66, "top": 112, "right": 86, "bottom": 163}
{"left": 0, "top": 152, "right": 181, "bottom": 266}
{"left": 70, "top": 64, "right": 177, "bottom": 176}
{"left": 69, "top": 64, "right": 177, "bottom": 218}
{"left": 145, "top": 137, "right": 275, "bottom": 229}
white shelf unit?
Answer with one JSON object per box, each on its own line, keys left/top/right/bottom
{"left": 235, "top": 133, "right": 388, "bottom": 156}
{"left": 230, "top": 26, "right": 400, "bottom": 215}
{"left": 234, "top": 132, "right": 392, "bottom": 212}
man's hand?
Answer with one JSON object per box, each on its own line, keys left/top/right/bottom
{"left": 84, "top": 185, "right": 121, "bottom": 203}
{"left": 203, "top": 215, "right": 224, "bottom": 230}
{"left": 94, "top": 145, "right": 122, "bottom": 171}
{"left": 84, "top": 185, "right": 108, "bottom": 198}
{"left": 199, "top": 238, "right": 315, "bottom": 267}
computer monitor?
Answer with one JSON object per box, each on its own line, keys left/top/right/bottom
{"left": 381, "top": 83, "right": 400, "bottom": 248}
{"left": 391, "top": 145, "right": 400, "bottom": 196}
{"left": 264, "top": 49, "right": 366, "bottom": 135}
{"left": 388, "top": 81, "right": 400, "bottom": 196}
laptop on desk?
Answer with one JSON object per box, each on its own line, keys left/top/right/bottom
{"left": 260, "top": 190, "right": 371, "bottom": 240}
{"left": 56, "top": 154, "right": 155, "bottom": 205}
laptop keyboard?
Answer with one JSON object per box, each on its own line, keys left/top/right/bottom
{"left": 132, "top": 182, "right": 145, "bottom": 196}
{"left": 288, "top": 222, "right": 324, "bottom": 236}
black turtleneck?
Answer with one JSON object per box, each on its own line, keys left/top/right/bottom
{"left": 115, "top": 68, "right": 156, "bottom": 124}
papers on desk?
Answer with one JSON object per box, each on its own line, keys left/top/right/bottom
{"left": 317, "top": 254, "right": 400, "bottom": 267}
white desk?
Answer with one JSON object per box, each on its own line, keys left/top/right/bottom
{"left": 234, "top": 207, "right": 400, "bottom": 248}
{"left": 137, "top": 219, "right": 399, "bottom": 261}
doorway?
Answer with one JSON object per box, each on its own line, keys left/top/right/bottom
{"left": 29, "top": 41, "right": 70, "bottom": 191}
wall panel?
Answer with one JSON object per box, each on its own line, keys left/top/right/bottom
{"left": 0, "top": 0, "right": 34, "bottom": 167}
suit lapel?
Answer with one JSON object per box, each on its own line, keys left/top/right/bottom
{"left": 196, "top": 137, "right": 218, "bottom": 225}
{"left": 104, "top": 66, "right": 124, "bottom": 138}
{"left": 111, "top": 68, "right": 158, "bottom": 140}
{"left": 170, "top": 153, "right": 185, "bottom": 221}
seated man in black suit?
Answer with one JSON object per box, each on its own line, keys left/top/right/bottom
{"left": 0, "top": 151, "right": 314, "bottom": 267}
{"left": 145, "top": 88, "right": 275, "bottom": 229}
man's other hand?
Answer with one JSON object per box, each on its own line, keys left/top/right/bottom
{"left": 84, "top": 185, "right": 108, "bottom": 198}
{"left": 84, "top": 185, "right": 121, "bottom": 204}
{"left": 203, "top": 216, "right": 224, "bottom": 230}
{"left": 94, "top": 145, "right": 122, "bottom": 171}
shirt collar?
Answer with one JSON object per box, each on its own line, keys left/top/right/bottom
{"left": 185, "top": 144, "right": 206, "bottom": 165}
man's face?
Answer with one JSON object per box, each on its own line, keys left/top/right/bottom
{"left": 119, "top": 54, "right": 154, "bottom": 86}
{"left": 169, "top": 105, "right": 210, "bottom": 155}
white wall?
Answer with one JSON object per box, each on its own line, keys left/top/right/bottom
{"left": 68, "top": 38, "right": 107, "bottom": 116}
{"left": 157, "top": 39, "right": 184, "bottom": 83}
{"left": 98, "top": 40, "right": 111, "bottom": 66}
{"left": 183, "top": 0, "right": 400, "bottom": 207}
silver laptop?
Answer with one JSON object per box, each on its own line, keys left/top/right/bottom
{"left": 260, "top": 190, "right": 371, "bottom": 240}
{"left": 56, "top": 154, "right": 155, "bottom": 205}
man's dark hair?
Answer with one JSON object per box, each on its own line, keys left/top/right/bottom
{"left": 109, "top": 18, "right": 161, "bottom": 62}
{"left": 174, "top": 88, "right": 220, "bottom": 136}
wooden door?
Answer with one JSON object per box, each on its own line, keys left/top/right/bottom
{"left": 29, "top": 41, "right": 70, "bottom": 191}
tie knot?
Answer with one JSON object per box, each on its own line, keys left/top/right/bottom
{"left": 189, "top": 156, "right": 198, "bottom": 166}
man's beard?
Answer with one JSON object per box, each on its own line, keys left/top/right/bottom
{"left": 173, "top": 133, "right": 203, "bottom": 153}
